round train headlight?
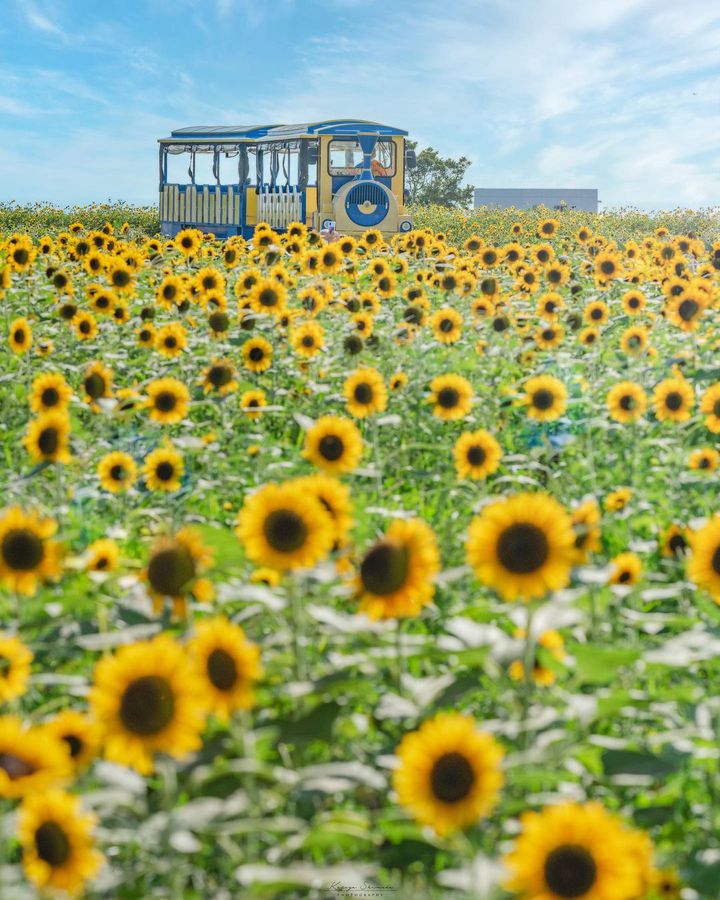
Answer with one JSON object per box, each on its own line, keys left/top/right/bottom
{"left": 321, "top": 218, "right": 335, "bottom": 231}
{"left": 398, "top": 220, "right": 412, "bottom": 233}
{"left": 344, "top": 182, "right": 390, "bottom": 227}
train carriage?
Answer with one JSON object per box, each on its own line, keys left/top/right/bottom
{"left": 158, "top": 119, "right": 415, "bottom": 239}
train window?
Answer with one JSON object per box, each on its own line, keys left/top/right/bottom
{"left": 328, "top": 139, "right": 395, "bottom": 177}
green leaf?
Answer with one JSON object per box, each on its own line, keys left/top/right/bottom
{"left": 571, "top": 644, "right": 641, "bottom": 684}
{"left": 602, "top": 747, "right": 689, "bottom": 778}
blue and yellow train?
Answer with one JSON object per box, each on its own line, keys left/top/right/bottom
{"left": 158, "top": 119, "right": 415, "bottom": 238}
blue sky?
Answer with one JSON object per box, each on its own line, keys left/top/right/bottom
{"left": 2, "top": 0, "right": 719, "bottom": 210}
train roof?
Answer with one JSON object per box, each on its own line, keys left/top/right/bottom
{"left": 160, "top": 119, "right": 408, "bottom": 142}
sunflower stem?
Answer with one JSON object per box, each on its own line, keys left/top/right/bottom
{"left": 371, "top": 417, "right": 383, "bottom": 502}
{"left": 518, "top": 605, "right": 537, "bottom": 751}
{"left": 394, "top": 618, "right": 404, "bottom": 695}
{"left": 288, "top": 576, "right": 307, "bottom": 681}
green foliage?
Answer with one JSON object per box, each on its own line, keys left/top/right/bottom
{"left": 405, "top": 144, "right": 474, "bottom": 209}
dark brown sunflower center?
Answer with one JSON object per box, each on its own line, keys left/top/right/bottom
{"left": 147, "top": 546, "right": 195, "bottom": 595}
{"left": 628, "top": 297, "right": 640, "bottom": 308}
{"left": 664, "top": 392, "right": 682, "bottom": 411}
{"left": 678, "top": 299, "right": 698, "bottom": 321}
{"left": 155, "top": 391, "right": 177, "bottom": 412}
{"left": 439, "top": 318, "right": 455, "bottom": 333}
{"left": 301, "top": 335, "right": 315, "bottom": 347}
{"left": 248, "top": 347, "right": 264, "bottom": 362}
{"left": 155, "top": 462, "right": 175, "bottom": 482}
{"left": 112, "top": 270, "right": 130, "bottom": 287}
{"left": 430, "top": 752, "right": 475, "bottom": 803}
{"left": 38, "top": 427, "right": 59, "bottom": 455}
{"left": 497, "top": 523, "right": 549, "bottom": 574}
{"left": 590, "top": 308, "right": 603, "bottom": 320}
{"left": 668, "top": 533, "right": 686, "bottom": 555}
{"left": 437, "top": 387, "right": 459, "bottom": 409}
{"left": 360, "top": 541, "right": 409, "bottom": 595}
{"left": 41, "top": 387, "right": 60, "bottom": 407}
{"left": 319, "top": 435, "right": 344, "bottom": 462}
{"left": 207, "top": 648, "right": 238, "bottom": 691}
{"left": 258, "top": 289, "right": 278, "bottom": 307}
{"left": 14, "top": 248, "right": 29, "bottom": 264}
{"left": 600, "top": 260, "right": 616, "bottom": 275}
{"left": 120, "top": 675, "right": 175, "bottom": 735}
{"left": 353, "top": 383, "right": 373, "bottom": 405}
{"left": 209, "top": 312, "right": 229, "bottom": 331}
{"left": 0, "top": 752, "right": 36, "bottom": 779}
{"left": 209, "top": 365, "right": 232, "bottom": 387}
{"left": 84, "top": 373, "right": 105, "bottom": 399}
{"left": 13, "top": 329, "right": 26, "bottom": 344}
{"left": 493, "top": 317, "right": 508, "bottom": 332}
{"left": 543, "top": 844, "right": 598, "bottom": 898}
{"left": 619, "top": 394, "right": 636, "bottom": 411}
{"left": 164, "top": 336, "right": 177, "bottom": 349}
{"left": 711, "top": 546, "right": 720, "bottom": 575}
{"left": 2, "top": 529, "right": 44, "bottom": 571}
{"left": 467, "top": 445, "right": 486, "bottom": 466}
{"left": 63, "top": 734, "right": 83, "bottom": 758}
{"left": 263, "top": 509, "right": 308, "bottom": 553}
{"left": 109, "top": 464, "right": 126, "bottom": 481}
{"left": 34, "top": 821, "right": 71, "bottom": 867}
{"left": 532, "top": 389, "right": 554, "bottom": 411}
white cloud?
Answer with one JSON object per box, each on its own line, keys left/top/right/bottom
{"left": 22, "top": 1, "right": 66, "bottom": 39}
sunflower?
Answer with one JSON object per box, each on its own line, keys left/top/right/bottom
{"left": 29, "top": 373, "right": 72, "bottom": 414}
{"left": 240, "top": 389, "right": 267, "bottom": 419}
{"left": 72, "top": 311, "right": 98, "bottom": 341}
{"left": 431, "top": 308, "right": 463, "bottom": 344}
{"left": 294, "top": 474, "right": 353, "bottom": 547}
{"left": 303, "top": 416, "right": 364, "bottom": 474}
{"left": 607, "top": 382, "right": 646, "bottom": 424}
{"left": 604, "top": 487, "right": 632, "bottom": 512}
{"left": 579, "top": 327, "right": 599, "bottom": 347}
{"left": 85, "top": 538, "right": 120, "bottom": 573}
{"left": 175, "top": 228, "right": 202, "bottom": 257}
{"left": 665, "top": 290, "right": 707, "bottom": 331}
{"left": 249, "top": 278, "right": 287, "bottom": 317}
{"left": 143, "top": 527, "right": 212, "bottom": 615}
{"left": 188, "top": 616, "right": 262, "bottom": 721}
{"left": 18, "top": 790, "right": 102, "bottom": 896}
{"left": 689, "top": 447, "right": 719, "bottom": 472}
{"left": 700, "top": 383, "right": 720, "bottom": 433}
{"left": 393, "top": 712, "right": 503, "bottom": 836}
{"left": 43, "top": 711, "right": 101, "bottom": 772}
{"left": 155, "top": 322, "right": 187, "bottom": 358}
{"left": 292, "top": 321, "right": 325, "bottom": 358}
{"left": 570, "top": 498, "right": 601, "bottom": 564}
{"left": 453, "top": 430, "right": 502, "bottom": 480}
{"left": 594, "top": 250, "right": 623, "bottom": 283}
{"left": 236, "top": 480, "right": 334, "bottom": 572}
{"left": 0, "top": 717, "right": 69, "bottom": 798}
{"left": 466, "top": 493, "right": 575, "bottom": 602}
{"left": 535, "top": 323, "right": 564, "bottom": 350}
{"left": 97, "top": 451, "right": 137, "bottom": 493}
{"left": 509, "top": 629, "right": 566, "bottom": 686}
{"left": 89, "top": 633, "right": 205, "bottom": 774}
{"left": 208, "top": 310, "right": 231, "bottom": 338}
{"left": 242, "top": 336, "right": 273, "bottom": 373}
{"left": 0, "top": 633, "right": 32, "bottom": 703}
{"left": 25, "top": 411, "right": 72, "bottom": 464}
{"left": 201, "top": 359, "right": 238, "bottom": 396}
{"left": 250, "top": 567, "right": 281, "bottom": 587}
{"left": 143, "top": 445, "right": 185, "bottom": 493}
{"left": 622, "top": 289, "right": 646, "bottom": 314}
{"left": 82, "top": 361, "right": 112, "bottom": 404}
{"left": 429, "top": 374, "right": 473, "bottom": 421}
{"left": 503, "top": 802, "right": 648, "bottom": 900}
{"left": 146, "top": 377, "right": 190, "bottom": 425}
{"left": 9, "top": 317, "right": 32, "bottom": 354}
{"left": 344, "top": 368, "right": 387, "bottom": 419}
{"left": 390, "top": 372, "right": 408, "bottom": 392}
{"left": 537, "top": 292, "right": 565, "bottom": 318}
{"left": 661, "top": 524, "right": 689, "bottom": 558}
{"left": 653, "top": 378, "right": 694, "bottom": 423}
{"left": 583, "top": 301, "right": 609, "bottom": 326}
{"left": 537, "top": 218, "right": 559, "bottom": 238}
{"left": 524, "top": 375, "right": 567, "bottom": 422}
{"left": 609, "top": 552, "right": 642, "bottom": 585}
{"left": 619, "top": 325, "right": 649, "bottom": 356}
{"left": 356, "top": 518, "right": 440, "bottom": 619}
{"left": 0, "top": 507, "right": 62, "bottom": 595}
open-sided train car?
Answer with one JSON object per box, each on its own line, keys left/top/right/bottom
{"left": 158, "top": 119, "right": 415, "bottom": 239}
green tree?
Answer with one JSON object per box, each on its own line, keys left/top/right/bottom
{"left": 405, "top": 143, "right": 474, "bottom": 208}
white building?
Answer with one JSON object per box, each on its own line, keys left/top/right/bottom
{"left": 474, "top": 188, "right": 598, "bottom": 212}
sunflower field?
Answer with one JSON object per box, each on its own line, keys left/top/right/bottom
{"left": 0, "top": 208, "right": 719, "bottom": 899}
